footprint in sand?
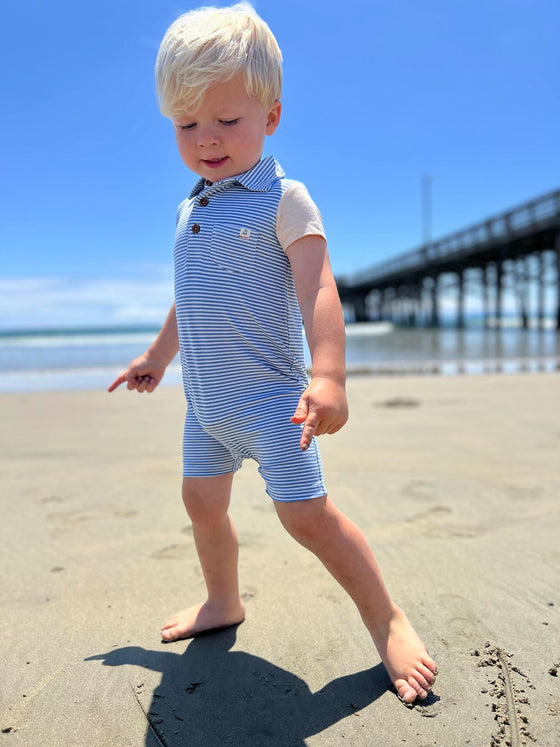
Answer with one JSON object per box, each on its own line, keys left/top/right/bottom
{"left": 436, "top": 593, "right": 494, "bottom": 645}
{"left": 506, "top": 484, "right": 543, "bottom": 503}
{"left": 39, "top": 495, "right": 69, "bottom": 504}
{"left": 375, "top": 397, "right": 421, "bottom": 409}
{"left": 407, "top": 505, "right": 451, "bottom": 522}
{"left": 406, "top": 506, "right": 486, "bottom": 539}
{"left": 47, "top": 506, "right": 138, "bottom": 534}
{"left": 151, "top": 544, "right": 191, "bottom": 560}
{"left": 401, "top": 480, "right": 438, "bottom": 502}
{"left": 241, "top": 586, "right": 258, "bottom": 602}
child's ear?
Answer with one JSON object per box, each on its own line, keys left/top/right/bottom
{"left": 266, "top": 100, "right": 282, "bottom": 135}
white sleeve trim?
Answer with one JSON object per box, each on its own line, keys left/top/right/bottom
{"left": 276, "top": 182, "right": 326, "bottom": 251}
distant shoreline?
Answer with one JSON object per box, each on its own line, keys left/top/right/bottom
{"left": 0, "top": 326, "right": 162, "bottom": 339}
{"left": 1, "top": 315, "right": 560, "bottom": 338}
{"left": 1, "top": 322, "right": 558, "bottom": 393}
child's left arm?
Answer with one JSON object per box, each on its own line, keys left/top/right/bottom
{"left": 286, "top": 235, "right": 348, "bottom": 450}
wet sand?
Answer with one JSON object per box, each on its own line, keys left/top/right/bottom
{"left": 1, "top": 373, "right": 559, "bottom": 745}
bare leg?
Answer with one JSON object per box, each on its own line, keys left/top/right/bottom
{"left": 161, "top": 474, "right": 245, "bottom": 642}
{"left": 275, "top": 495, "right": 438, "bottom": 703}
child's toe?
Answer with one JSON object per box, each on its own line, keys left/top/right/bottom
{"left": 395, "top": 679, "right": 418, "bottom": 704}
{"left": 423, "top": 654, "right": 438, "bottom": 673}
{"left": 409, "top": 676, "right": 429, "bottom": 699}
{"left": 418, "top": 664, "right": 437, "bottom": 687}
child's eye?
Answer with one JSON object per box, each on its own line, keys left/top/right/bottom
{"left": 221, "top": 118, "right": 240, "bottom": 126}
{"left": 179, "top": 123, "right": 196, "bottom": 130}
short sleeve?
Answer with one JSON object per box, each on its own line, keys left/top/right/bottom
{"left": 276, "top": 182, "right": 326, "bottom": 251}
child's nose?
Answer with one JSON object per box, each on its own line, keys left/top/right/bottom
{"left": 197, "top": 125, "right": 219, "bottom": 147}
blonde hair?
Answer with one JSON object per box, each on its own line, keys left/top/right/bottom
{"left": 155, "top": 3, "right": 282, "bottom": 117}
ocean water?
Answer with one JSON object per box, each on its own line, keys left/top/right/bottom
{"left": 0, "top": 323, "right": 559, "bottom": 393}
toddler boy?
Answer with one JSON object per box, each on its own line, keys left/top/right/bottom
{"left": 109, "top": 2, "right": 437, "bottom": 704}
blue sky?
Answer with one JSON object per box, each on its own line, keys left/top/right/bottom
{"left": 1, "top": 0, "right": 558, "bottom": 330}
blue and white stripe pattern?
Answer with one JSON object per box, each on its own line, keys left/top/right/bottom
{"left": 174, "top": 156, "right": 326, "bottom": 501}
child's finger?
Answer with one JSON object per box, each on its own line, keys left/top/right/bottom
{"left": 300, "top": 415, "right": 319, "bottom": 451}
{"left": 290, "top": 396, "right": 309, "bottom": 425}
{"left": 135, "top": 375, "right": 153, "bottom": 393}
{"left": 107, "top": 373, "right": 127, "bottom": 392}
{"left": 327, "top": 422, "right": 344, "bottom": 435}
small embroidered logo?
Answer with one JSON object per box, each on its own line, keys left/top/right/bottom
{"left": 238, "top": 228, "right": 251, "bottom": 240}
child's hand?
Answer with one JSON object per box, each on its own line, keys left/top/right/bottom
{"left": 290, "top": 377, "right": 348, "bottom": 451}
{"left": 108, "top": 353, "right": 166, "bottom": 394}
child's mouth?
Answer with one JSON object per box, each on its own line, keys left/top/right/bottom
{"left": 203, "top": 157, "right": 228, "bottom": 168}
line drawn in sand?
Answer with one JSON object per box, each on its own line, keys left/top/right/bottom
{"left": 474, "top": 643, "right": 535, "bottom": 746}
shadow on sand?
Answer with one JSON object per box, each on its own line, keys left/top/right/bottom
{"left": 87, "top": 625, "right": 391, "bottom": 746}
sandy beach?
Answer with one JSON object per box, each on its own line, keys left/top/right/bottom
{"left": 1, "top": 372, "right": 559, "bottom": 746}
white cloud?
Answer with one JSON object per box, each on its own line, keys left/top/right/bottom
{"left": 0, "top": 270, "right": 174, "bottom": 330}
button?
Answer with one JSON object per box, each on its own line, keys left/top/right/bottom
{"left": 199, "top": 197, "right": 209, "bottom": 207}
{"left": 205, "top": 180, "right": 213, "bottom": 186}
{"left": 191, "top": 223, "right": 201, "bottom": 234}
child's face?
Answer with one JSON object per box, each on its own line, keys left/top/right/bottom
{"left": 172, "top": 74, "right": 281, "bottom": 182}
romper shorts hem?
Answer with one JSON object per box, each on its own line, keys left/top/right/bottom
{"left": 264, "top": 487, "right": 327, "bottom": 503}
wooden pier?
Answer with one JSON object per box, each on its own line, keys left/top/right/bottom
{"left": 336, "top": 189, "right": 560, "bottom": 329}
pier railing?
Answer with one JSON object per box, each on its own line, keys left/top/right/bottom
{"left": 345, "top": 189, "right": 560, "bottom": 287}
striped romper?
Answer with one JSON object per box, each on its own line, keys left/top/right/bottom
{"left": 174, "top": 156, "right": 327, "bottom": 502}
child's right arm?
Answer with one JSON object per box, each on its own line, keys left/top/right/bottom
{"left": 108, "top": 303, "right": 179, "bottom": 394}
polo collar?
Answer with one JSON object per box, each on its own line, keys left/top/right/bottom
{"left": 189, "top": 156, "right": 285, "bottom": 198}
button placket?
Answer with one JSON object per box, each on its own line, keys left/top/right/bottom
{"left": 189, "top": 179, "right": 230, "bottom": 238}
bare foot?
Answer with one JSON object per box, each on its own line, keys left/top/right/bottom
{"left": 369, "top": 605, "right": 438, "bottom": 704}
{"left": 161, "top": 599, "right": 246, "bottom": 642}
